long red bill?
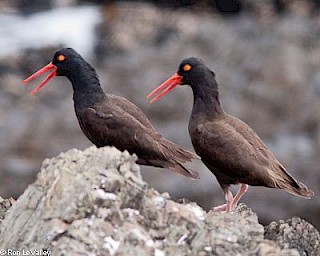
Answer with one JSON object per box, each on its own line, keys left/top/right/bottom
{"left": 147, "top": 73, "right": 182, "bottom": 103}
{"left": 22, "top": 62, "right": 57, "bottom": 95}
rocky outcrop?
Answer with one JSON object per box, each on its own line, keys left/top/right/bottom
{"left": 0, "top": 146, "right": 318, "bottom": 255}
{"left": 0, "top": 197, "right": 14, "bottom": 225}
{"left": 265, "top": 217, "right": 320, "bottom": 256}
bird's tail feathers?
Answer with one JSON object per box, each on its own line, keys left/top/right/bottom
{"left": 161, "top": 139, "right": 200, "bottom": 179}
{"left": 144, "top": 139, "right": 200, "bottom": 179}
{"left": 167, "top": 162, "right": 200, "bottom": 180}
{"left": 273, "top": 166, "right": 314, "bottom": 199}
{"left": 142, "top": 158, "right": 199, "bottom": 179}
{"left": 280, "top": 180, "right": 314, "bottom": 199}
{"left": 161, "top": 139, "right": 200, "bottom": 163}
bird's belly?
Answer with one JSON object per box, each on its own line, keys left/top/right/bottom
{"left": 200, "top": 155, "right": 241, "bottom": 184}
{"left": 80, "top": 123, "right": 140, "bottom": 156}
{"left": 78, "top": 119, "right": 110, "bottom": 148}
{"left": 199, "top": 150, "right": 272, "bottom": 188}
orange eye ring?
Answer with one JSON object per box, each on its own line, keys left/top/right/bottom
{"left": 57, "top": 54, "right": 66, "bottom": 62}
{"left": 183, "top": 64, "right": 192, "bottom": 72}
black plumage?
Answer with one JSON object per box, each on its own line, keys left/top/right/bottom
{"left": 148, "top": 57, "right": 314, "bottom": 212}
{"left": 23, "top": 48, "right": 200, "bottom": 179}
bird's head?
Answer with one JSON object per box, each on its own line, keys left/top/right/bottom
{"left": 147, "top": 57, "right": 212, "bottom": 103}
{"left": 22, "top": 48, "right": 87, "bottom": 95}
{"left": 52, "top": 48, "right": 85, "bottom": 76}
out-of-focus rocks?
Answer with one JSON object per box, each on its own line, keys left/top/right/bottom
{"left": 265, "top": 217, "right": 320, "bottom": 256}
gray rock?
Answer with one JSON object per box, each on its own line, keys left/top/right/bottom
{"left": 265, "top": 217, "right": 320, "bottom": 256}
{"left": 0, "top": 146, "right": 318, "bottom": 255}
{"left": 0, "top": 197, "right": 14, "bottom": 225}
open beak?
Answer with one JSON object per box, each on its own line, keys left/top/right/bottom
{"left": 147, "top": 73, "right": 182, "bottom": 103}
{"left": 22, "top": 62, "right": 57, "bottom": 95}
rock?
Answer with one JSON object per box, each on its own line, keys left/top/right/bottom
{"left": 0, "top": 146, "right": 318, "bottom": 255}
{"left": 265, "top": 217, "right": 320, "bottom": 256}
{"left": 0, "top": 197, "right": 14, "bottom": 225}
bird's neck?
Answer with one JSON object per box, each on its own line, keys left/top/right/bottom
{"left": 67, "top": 66, "right": 106, "bottom": 117}
{"left": 191, "top": 74, "right": 224, "bottom": 119}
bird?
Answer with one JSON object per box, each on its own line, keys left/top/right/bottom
{"left": 147, "top": 57, "right": 314, "bottom": 212}
{"left": 22, "top": 48, "right": 200, "bottom": 179}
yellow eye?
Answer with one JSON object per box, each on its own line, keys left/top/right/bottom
{"left": 57, "top": 54, "right": 66, "bottom": 62}
{"left": 183, "top": 64, "right": 192, "bottom": 72}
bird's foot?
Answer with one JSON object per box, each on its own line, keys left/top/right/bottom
{"left": 212, "top": 203, "right": 238, "bottom": 212}
{"left": 212, "top": 184, "right": 249, "bottom": 213}
{"left": 212, "top": 204, "right": 227, "bottom": 212}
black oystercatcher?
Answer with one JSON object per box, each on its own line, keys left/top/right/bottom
{"left": 148, "top": 57, "right": 314, "bottom": 212}
{"left": 22, "top": 48, "right": 200, "bottom": 179}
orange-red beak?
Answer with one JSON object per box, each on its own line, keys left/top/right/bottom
{"left": 147, "top": 73, "right": 182, "bottom": 103}
{"left": 22, "top": 62, "right": 57, "bottom": 95}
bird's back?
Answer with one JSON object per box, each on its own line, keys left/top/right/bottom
{"left": 78, "top": 94, "right": 200, "bottom": 179}
{"left": 189, "top": 112, "right": 313, "bottom": 198}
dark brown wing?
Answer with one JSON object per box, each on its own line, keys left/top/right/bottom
{"left": 79, "top": 96, "right": 199, "bottom": 179}
{"left": 108, "top": 94, "right": 155, "bottom": 130}
{"left": 190, "top": 114, "right": 313, "bottom": 197}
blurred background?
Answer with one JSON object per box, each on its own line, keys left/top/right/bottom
{"left": 0, "top": 0, "right": 319, "bottom": 229}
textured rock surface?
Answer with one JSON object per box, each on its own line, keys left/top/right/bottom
{"left": 0, "top": 197, "right": 14, "bottom": 225}
{"left": 0, "top": 146, "right": 319, "bottom": 255}
{"left": 265, "top": 217, "right": 320, "bottom": 256}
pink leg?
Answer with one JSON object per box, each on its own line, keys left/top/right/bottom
{"left": 212, "top": 204, "right": 227, "bottom": 211}
{"left": 225, "top": 190, "right": 234, "bottom": 212}
{"left": 212, "top": 184, "right": 249, "bottom": 212}
{"left": 212, "top": 190, "right": 234, "bottom": 212}
{"left": 232, "top": 183, "right": 249, "bottom": 208}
